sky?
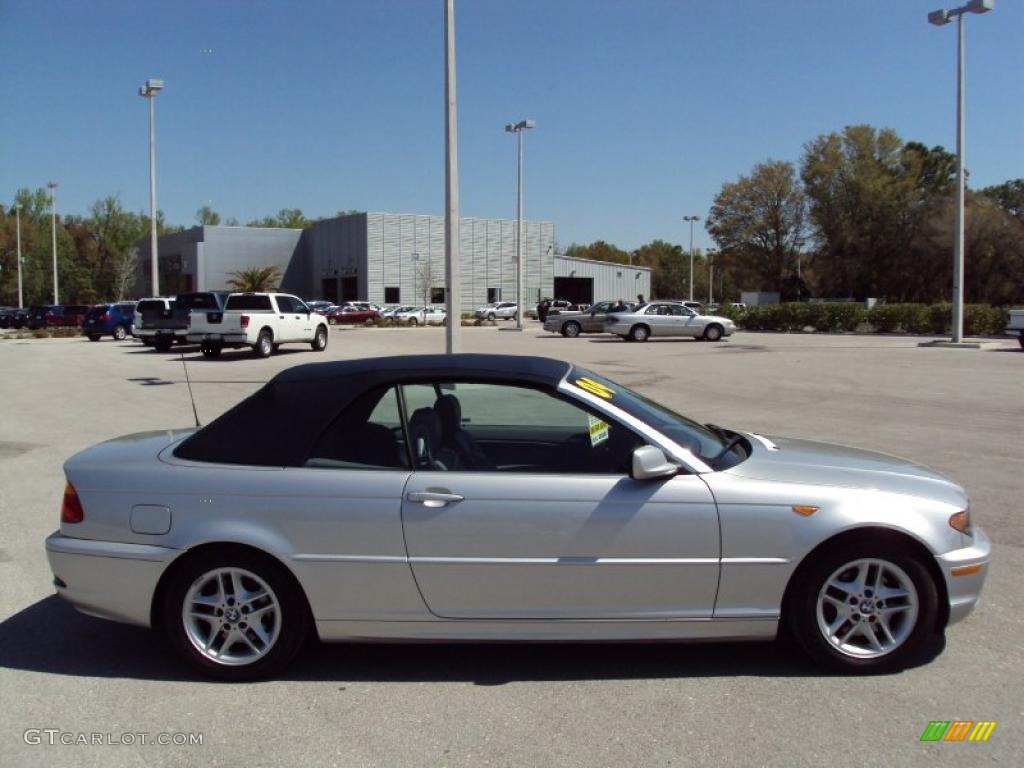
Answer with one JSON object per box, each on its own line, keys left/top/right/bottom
{"left": 1, "top": 0, "right": 1021, "bottom": 253}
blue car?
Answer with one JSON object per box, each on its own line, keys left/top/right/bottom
{"left": 82, "top": 302, "right": 137, "bottom": 341}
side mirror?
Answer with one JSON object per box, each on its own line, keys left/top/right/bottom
{"left": 630, "top": 445, "right": 678, "bottom": 481}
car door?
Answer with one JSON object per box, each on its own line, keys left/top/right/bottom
{"left": 674, "top": 306, "right": 704, "bottom": 337}
{"left": 582, "top": 302, "right": 610, "bottom": 332}
{"left": 291, "top": 296, "right": 314, "bottom": 338}
{"left": 399, "top": 381, "right": 720, "bottom": 620}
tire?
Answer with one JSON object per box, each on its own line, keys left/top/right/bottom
{"left": 160, "top": 548, "right": 310, "bottom": 681}
{"left": 562, "top": 321, "right": 581, "bottom": 338}
{"left": 703, "top": 323, "right": 724, "bottom": 342}
{"left": 201, "top": 345, "right": 222, "bottom": 359}
{"left": 629, "top": 324, "right": 650, "bottom": 342}
{"left": 1018, "top": 335, "right": 1024, "bottom": 349}
{"left": 88, "top": 335, "right": 101, "bottom": 342}
{"left": 253, "top": 330, "right": 273, "bottom": 358}
{"left": 409, "top": 318, "right": 419, "bottom": 327}
{"left": 487, "top": 312, "right": 496, "bottom": 321}
{"left": 311, "top": 325, "right": 328, "bottom": 351}
{"left": 786, "top": 541, "right": 939, "bottom": 673}
{"left": 112, "top": 324, "right": 128, "bottom": 341}
{"left": 154, "top": 337, "right": 173, "bottom": 353}
{"left": 141, "top": 337, "right": 154, "bottom": 347}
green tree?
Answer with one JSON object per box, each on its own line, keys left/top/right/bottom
{"left": 196, "top": 206, "right": 221, "bottom": 225}
{"left": 563, "top": 240, "right": 629, "bottom": 264}
{"left": 706, "top": 160, "right": 806, "bottom": 298}
{"left": 227, "top": 265, "right": 282, "bottom": 292}
{"left": 980, "top": 179, "right": 1024, "bottom": 224}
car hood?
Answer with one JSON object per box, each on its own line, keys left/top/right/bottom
{"left": 699, "top": 314, "right": 735, "bottom": 324}
{"left": 726, "top": 434, "right": 966, "bottom": 508}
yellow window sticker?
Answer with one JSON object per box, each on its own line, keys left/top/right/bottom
{"left": 575, "top": 377, "right": 615, "bottom": 400}
{"left": 588, "top": 415, "right": 610, "bottom": 447}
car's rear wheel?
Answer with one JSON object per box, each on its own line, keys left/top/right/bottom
{"left": 409, "top": 318, "right": 419, "bottom": 326}
{"left": 87, "top": 334, "right": 101, "bottom": 342}
{"left": 563, "top": 321, "right": 581, "bottom": 338}
{"left": 787, "top": 543, "right": 939, "bottom": 673}
{"left": 703, "top": 323, "right": 724, "bottom": 342}
{"left": 154, "top": 337, "right": 173, "bottom": 353}
{"left": 112, "top": 324, "right": 128, "bottom": 341}
{"left": 161, "top": 550, "right": 310, "bottom": 681}
{"left": 629, "top": 324, "right": 650, "bottom": 342}
{"left": 311, "top": 325, "right": 328, "bottom": 351}
{"left": 253, "top": 330, "right": 274, "bottom": 358}
{"left": 201, "top": 345, "right": 222, "bottom": 359}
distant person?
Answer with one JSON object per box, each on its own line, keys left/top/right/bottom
{"left": 537, "top": 299, "right": 550, "bottom": 322}
{"left": 637, "top": 294, "right": 645, "bottom": 304}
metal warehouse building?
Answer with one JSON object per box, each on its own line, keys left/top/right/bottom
{"left": 137, "top": 212, "right": 650, "bottom": 307}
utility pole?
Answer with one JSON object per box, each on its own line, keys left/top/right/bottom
{"left": 443, "top": 0, "right": 461, "bottom": 353}
{"left": 48, "top": 181, "right": 59, "bottom": 304}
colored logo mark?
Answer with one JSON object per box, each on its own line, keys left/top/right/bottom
{"left": 920, "top": 721, "right": 996, "bottom": 742}
{"left": 574, "top": 377, "right": 614, "bottom": 400}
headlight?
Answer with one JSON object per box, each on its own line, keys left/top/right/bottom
{"left": 949, "top": 508, "right": 971, "bottom": 535}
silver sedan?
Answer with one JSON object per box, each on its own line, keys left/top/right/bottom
{"left": 45, "top": 354, "right": 989, "bottom": 680}
{"left": 605, "top": 301, "right": 737, "bottom": 342}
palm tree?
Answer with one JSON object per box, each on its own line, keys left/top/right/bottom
{"left": 227, "top": 266, "right": 282, "bottom": 292}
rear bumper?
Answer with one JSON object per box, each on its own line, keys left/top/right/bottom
{"left": 45, "top": 532, "right": 178, "bottom": 627}
{"left": 185, "top": 332, "right": 248, "bottom": 345}
{"left": 936, "top": 525, "right": 992, "bottom": 625}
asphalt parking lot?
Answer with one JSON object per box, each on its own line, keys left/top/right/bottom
{"left": 1, "top": 325, "right": 1021, "bottom": 767}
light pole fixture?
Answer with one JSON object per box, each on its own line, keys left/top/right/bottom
{"left": 139, "top": 77, "right": 164, "bottom": 297}
{"left": 14, "top": 203, "right": 23, "bottom": 308}
{"left": 682, "top": 215, "right": 699, "bottom": 302}
{"left": 505, "top": 118, "right": 536, "bottom": 331}
{"left": 443, "top": 0, "right": 461, "bottom": 353}
{"left": 928, "top": 0, "right": 993, "bottom": 344}
{"left": 48, "top": 181, "right": 59, "bottom": 304}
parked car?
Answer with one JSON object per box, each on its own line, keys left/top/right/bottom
{"left": 140, "top": 292, "right": 232, "bottom": 352}
{"left": 0, "top": 307, "right": 17, "bottom": 328}
{"left": 543, "top": 300, "right": 621, "bottom": 338}
{"left": 26, "top": 305, "right": 58, "bottom": 330}
{"left": 82, "top": 302, "right": 137, "bottom": 341}
{"left": 474, "top": 301, "right": 519, "bottom": 321}
{"left": 395, "top": 305, "right": 447, "bottom": 326}
{"left": 9, "top": 307, "right": 31, "bottom": 328}
{"left": 382, "top": 305, "right": 416, "bottom": 319}
{"left": 133, "top": 298, "right": 174, "bottom": 346}
{"left": 324, "top": 305, "right": 380, "bottom": 324}
{"left": 1005, "top": 309, "right": 1024, "bottom": 349}
{"left": 605, "top": 301, "right": 737, "bottom": 342}
{"left": 44, "top": 353, "right": 990, "bottom": 680}
{"left": 306, "top": 300, "right": 334, "bottom": 314}
{"left": 186, "top": 292, "right": 328, "bottom": 358}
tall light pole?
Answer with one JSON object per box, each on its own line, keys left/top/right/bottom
{"left": 47, "top": 181, "right": 58, "bottom": 304}
{"left": 443, "top": 1, "right": 461, "bottom": 353}
{"left": 708, "top": 251, "right": 714, "bottom": 306}
{"left": 683, "top": 215, "right": 699, "bottom": 301}
{"left": 928, "top": 0, "right": 993, "bottom": 343}
{"left": 505, "top": 119, "right": 536, "bottom": 331}
{"left": 15, "top": 204, "right": 23, "bottom": 308}
{"left": 139, "top": 78, "right": 164, "bottom": 297}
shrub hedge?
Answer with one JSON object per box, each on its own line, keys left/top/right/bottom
{"left": 725, "top": 302, "right": 1008, "bottom": 336}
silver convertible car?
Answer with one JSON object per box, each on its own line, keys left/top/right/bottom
{"left": 45, "top": 354, "right": 989, "bottom": 680}
{"left": 605, "top": 301, "right": 737, "bottom": 342}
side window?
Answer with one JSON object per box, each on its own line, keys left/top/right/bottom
{"left": 275, "top": 296, "right": 294, "bottom": 313}
{"left": 292, "top": 298, "right": 309, "bottom": 313}
{"left": 305, "top": 386, "right": 410, "bottom": 470}
{"left": 644, "top": 305, "right": 660, "bottom": 315}
{"left": 399, "top": 382, "right": 646, "bottom": 475}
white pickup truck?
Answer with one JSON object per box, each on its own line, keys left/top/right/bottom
{"left": 186, "top": 292, "right": 329, "bottom": 358}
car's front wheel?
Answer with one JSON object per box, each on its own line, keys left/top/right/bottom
{"left": 787, "top": 542, "right": 939, "bottom": 673}
{"left": 161, "top": 550, "right": 310, "bottom": 681}
{"left": 487, "top": 312, "right": 496, "bottom": 321}
{"left": 87, "top": 334, "right": 101, "bottom": 342}
{"left": 703, "top": 323, "right": 724, "bottom": 342}
{"left": 562, "top": 321, "right": 581, "bottom": 338}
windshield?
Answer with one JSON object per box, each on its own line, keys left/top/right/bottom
{"left": 568, "top": 367, "right": 729, "bottom": 461}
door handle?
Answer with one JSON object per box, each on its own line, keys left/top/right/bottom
{"left": 406, "top": 490, "right": 465, "bottom": 507}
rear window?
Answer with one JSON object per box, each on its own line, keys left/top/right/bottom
{"left": 226, "top": 295, "right": 273, "bottom": 311}
{"left": 137, "top": 300, "right": 166, "bottom": 313}
{"left": 175, "top": 293, "right": 220, "bottom": 310}
{"left": 85, "top": 306, "right": 108, "bottom": 319}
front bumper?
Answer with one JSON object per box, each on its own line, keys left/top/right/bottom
{"left": 45, "top": 532, "right": 178, "bottom": 627}
{"left": 936, "top": 524, "right": 992, "bottom": 625}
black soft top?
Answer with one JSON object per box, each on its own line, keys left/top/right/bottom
{"left": 174, "top": 354, "right": 572, "bottom": 466}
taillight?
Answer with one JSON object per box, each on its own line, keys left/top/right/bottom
{"left": 99, "top": 313, "right": 110, "bottom": 321}
{"left": 240, "top": 314, "right": 250, "bottom": 328}
{"left": 61, "top": 482, "right": 84, "bottom": 524}
{"left": 187, "top": 313, "right": 192, "bottom": 329}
